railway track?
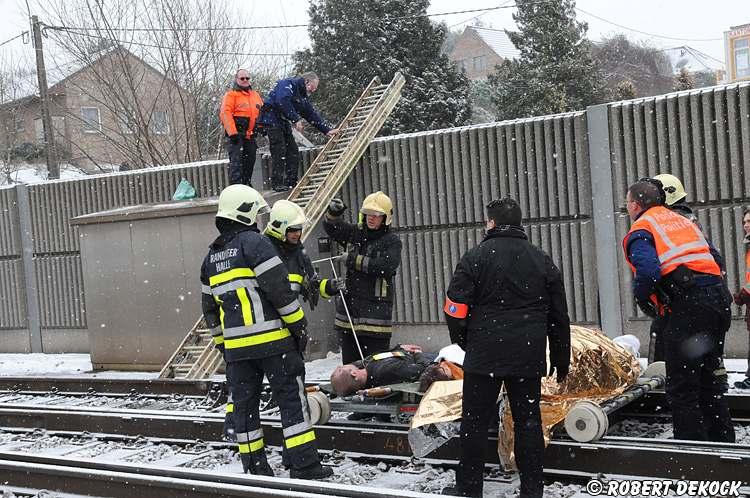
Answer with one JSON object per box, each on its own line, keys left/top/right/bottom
{"left": 3, "top": 377, "right": 750, "bottom": 496}
{"left": 1, "top": 400, "right": 750, "bottom": 485}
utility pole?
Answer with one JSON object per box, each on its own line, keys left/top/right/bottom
{"left": 31, "top": 15, "right": 58, "bottom": 179}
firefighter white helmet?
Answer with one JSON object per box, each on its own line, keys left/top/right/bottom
{"left": 216, "top": 184, "right": 269, "bottom": 226}
{"left": 360, "top": 191, "right": 393, "bottom": 226}
{"left": 653, "top": 173, "right": 687, "bottom": 206}
{"left": 266, "top": 200, "right": 308, "bottom": 241}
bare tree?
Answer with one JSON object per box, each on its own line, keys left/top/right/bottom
{"left": 0, "top": 58, "right": 40, "bottom": 184}
{"left": 31, "top": 0, "right": 287, "bottom": 170}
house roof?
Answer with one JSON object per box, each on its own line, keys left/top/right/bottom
{"left": 661, "top": 45, "right": 724, "bottom": 74}
{"left": 468, "top": 26, "right": 520, "bottom": 61}
{"left": 2, "top": 46, "right": 172, "bottom": 106}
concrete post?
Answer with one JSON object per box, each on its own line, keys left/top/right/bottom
{"left": 15, "top": 184, "right": 42, "bottom": 352}
{"left": 586, "top": 104, "right": 624, "bottom": 337}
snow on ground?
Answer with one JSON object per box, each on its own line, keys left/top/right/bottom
{"left": 0, "top": 164, "right": 91, "bottom": 186}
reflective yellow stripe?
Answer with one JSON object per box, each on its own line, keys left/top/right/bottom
{"left": 288, "top": 274, "right": 304, "bottom": 284}
{"left": 209, "top": 268, "right": 255, "bottom": 286}
{"left": 238, "top": 439, "right": 264, "bottom": 453}
{"left": 224, "top": 328, "right": 291, "bottom": 349}
{"left": 236, "top": 287, "right": 254, "bottom": 326}
{"left": 334, "top": 319, "right": 392, "bottom": 333}
{"left": 281, "top": 307, "right": 305, "bottom": 324}
{"left": 213, "top": 335, "right": 225, "bottom": 345}
{"left": 285, "top": 430, "right": 316, "bottom": 449}
{"left": 219, "top": 307, "right": 225, "bottom": 329}
{"left": 319, "top": 279, "right": 331, "bottom": 299}
{"left": 225, "top": 403, "right": 234, "bottom": 414}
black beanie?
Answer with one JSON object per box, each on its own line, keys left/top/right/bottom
{"left": 486, "top": 197, "right": 522, "bottom": 226}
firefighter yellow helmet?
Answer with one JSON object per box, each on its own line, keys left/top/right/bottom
{"left": 653, "top": 173, "right": 687, "bottom": 206}
{"left": 360, "top": 191, "right": 393, "bottom": 226}
{"left": 216, "top": 184, "right": 269, "bottom": 226}
{"left": 265, "top": 199, "right": 308, "bottom": 241}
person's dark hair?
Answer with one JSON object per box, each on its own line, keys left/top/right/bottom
{"left": 486, "top": 197, "right": 522, "bottom": 226}
{"left": 418, "top": 363, "right": 453, "bottom": 393}
{"left": 743, "top": 206, "right": 750, "bottom": 218}
{"left": 628, "top": 180, "right": 664, "bottom": 210}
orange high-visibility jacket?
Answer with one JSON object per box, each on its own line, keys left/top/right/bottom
{"left": 219, "top": 88, "right": 263, "bottom": 139}
{"left": 623, "top": 205, "right": 721, "bottom": 278}
{"left": 744, "top": 244, "right": 750, "bottom": 293}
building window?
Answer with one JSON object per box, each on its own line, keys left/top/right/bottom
{"left": 735, "top": 38, "right": 750, "bottom": 78}
{"left": 14, "top": 115, "right": 25, "bottom": 132}
{"left": 81, "top": 106, "right": 101, "bottom": 133}
{"left": 150, "top": 110, "right": 169, "bottom": 135}
{"left": 473, "top": 55, "right": 486, "bottom": 72}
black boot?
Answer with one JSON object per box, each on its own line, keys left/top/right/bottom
{"left": 240, "top": 453, "right": 275, "bottom": 476}
{"left": 290, "top": 462, "right": 333, "bottom": 480}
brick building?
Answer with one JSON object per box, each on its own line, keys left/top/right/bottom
{"left": 448, "top": 26, "right": 520, "bottom": 80}
{"left": 0, "top": 47, "right": 196, "bottom": 172}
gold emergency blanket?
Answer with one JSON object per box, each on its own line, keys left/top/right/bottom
{"left": 408, "top": 326, "right": 641, "bottom": 467}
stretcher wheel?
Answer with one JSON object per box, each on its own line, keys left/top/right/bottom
{"left": 642, "top": 361, "right": 666, "bottom": 380}
{"left": 307, "top": 391, "right": 331, "bottom": 425}
{"left": 565, "top": 400, "right": 608, "bottom": 443}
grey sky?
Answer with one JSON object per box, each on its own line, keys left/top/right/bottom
{"left": 0, "top": 0, "right": 748, "bottom": 70}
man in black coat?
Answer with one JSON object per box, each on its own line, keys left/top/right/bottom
{"left": 442, "top": 197, "right": 571, "bottom": 498}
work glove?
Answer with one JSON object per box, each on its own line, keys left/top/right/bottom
{"left": 301, "top": 277, "right": 320, "bottom": 311}
{"left": 327, "top": 198, "right": 346, "bottom": 217}
{"left": 549, "top": 360, "right": 569, "bottom": 383}
{"left": 636, "top": 299, "right": 658, "bottom": 318}
{"left": 214, "top": 343, "right": 225, "bottom": 355}
{"left": 286, "top": 315, "right": 308, "bottom": 337}
{"left": 228, "top": 133, "right": 240, "bottom": 145}
{"left": 326, "top": 277, "right": 346, "bottom": 294}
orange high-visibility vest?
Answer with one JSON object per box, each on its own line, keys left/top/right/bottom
{"left": 623, "top": 205, "right": 720, "bottom": 278}
{"left": 744, "top": 244, "right": 750, "bottom": 293}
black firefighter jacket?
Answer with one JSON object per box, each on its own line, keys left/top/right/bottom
{"left": 354, "top": 346, "right": 437, "bottom": 388}
{"left": 444, "top": 226, "right": 571, "bottom": 378}
{"left": 200, "top": 225, "right": 306, "bottom": 363}
{"left": 323, "top": 215, "right": 402, "bottom": 338}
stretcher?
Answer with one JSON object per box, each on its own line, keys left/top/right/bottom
{"left": 305, "top": 381, "right": 424, "bottom": 425}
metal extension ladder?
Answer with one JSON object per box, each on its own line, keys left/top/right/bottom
{"left": 158, "top": 72, "right": 405, "bottom": 380}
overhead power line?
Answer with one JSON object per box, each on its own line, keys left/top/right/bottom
{"left": 575, "top": 7, "right": 723, "bottom": 43}
{"left": 47, "top": 29, "right": 293, "bottom": 57}
{"left": 0, "top": 32, "right": 28, "bottom": 49}
{"left": 43, "top": 2, "right": 556, "bottom": 33}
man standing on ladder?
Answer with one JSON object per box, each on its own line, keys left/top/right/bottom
{"left": 200, "top": 184, "right": 332, "bottom": 480}
{"left": 323, "top": 192, "right": 402, "bottom": 364}
{"left": 258, "top": 72, "right": 339, "bottom": 193}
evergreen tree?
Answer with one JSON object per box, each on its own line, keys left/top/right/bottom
{"left": 294, "top": 0, "right": 471, "bottom": 134}
{"left": 488, "top": 0, "right": 605, "bottom": 120}
{"left": 614, "top": 79, "right": 637, "bottom": 101}
{"left": 673, "top": 67, "right": 695, "bottom": 91}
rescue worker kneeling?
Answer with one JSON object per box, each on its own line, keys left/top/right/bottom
{"left": 200, "top": 185, "right": 332, "bottom": 479}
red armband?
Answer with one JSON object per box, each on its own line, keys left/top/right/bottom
{"left": 444, "top": 297, "right": 469, "bottom": 318}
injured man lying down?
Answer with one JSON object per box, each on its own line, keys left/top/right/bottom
{"left": 329, "top": 344, "right": 466, "bottom": 396}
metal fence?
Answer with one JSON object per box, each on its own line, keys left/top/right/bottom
{"left": 2, "top": 80, "right": 750, "bottom": 353}
{"left": 0, "top": 160, "right": 230, "bottom": 352}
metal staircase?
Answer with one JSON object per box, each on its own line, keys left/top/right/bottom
{"left": 158, "top": 72, "right": 405, "bottom": 380}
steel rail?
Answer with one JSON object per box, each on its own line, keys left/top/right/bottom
{"left": 0, "top": 452, "right": 438, "bottom": 498}
{"left": 0, "top": 376, "right": 222, "bottom": 396}
{"left": 1, "top": 405, "right": 749, "bottom": 484}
